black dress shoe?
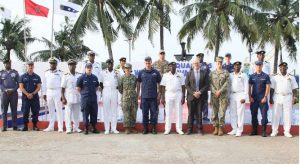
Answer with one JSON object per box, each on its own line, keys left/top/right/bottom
{"left": 1, "top": 128, "right": 7, "bottom": 132}
{"left": 84, "top": 130, "right": 89, "bottom": 135}
{"left": 22, "top": 127, "right": 28, "bottom": 131}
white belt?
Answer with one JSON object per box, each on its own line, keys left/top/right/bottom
{"left": 104, "top": 86, "right": 118, "bottom": 89}
{"left": 275, "top": 93, "right": 292, "bottom": 96}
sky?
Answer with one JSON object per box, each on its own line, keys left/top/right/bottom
{"left": 0, "top": 0, "right": 299, "bottom": 74}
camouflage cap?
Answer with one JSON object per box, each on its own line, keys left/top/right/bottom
{"left": 216, "top": 56, "right": 223, "bottom": 62}
{"left": 124, "top": 63, "right": 132, "bottom": 69}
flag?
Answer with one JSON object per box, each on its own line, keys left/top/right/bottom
{"left": 25, "top": 0, "right": 49, "bottom": 17}
{"left": 0, "top": 6, "right": 12, "bottom": 20}
{"left": 54, "top": 0, "right": 82, "bottom": 18}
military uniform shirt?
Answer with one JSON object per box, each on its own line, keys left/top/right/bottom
{"left": 61, "top": 72, "right": 82, "bottom": 104}
{"left": 249, "top": 72, "right": 271, "bottom": 100}
{"left": 100, "top": 69, "right": 120, "bottom": 88}
{"left": 119, "top": 74, "right": 137, "bottom": 100}
{"left": 271, "top": 73, "right": 298, "bottom": 95}
{"left": 42, "top": 69, "right": 63, "bottom": 94}
{"left": 209, "top": 70, "right": 230, "bottom": 96}
{"left": 0, "top": 69, "right": 19, "bottom": 92}
{"left": 19, "top": 73, "right": 41, "bottom": 99}
{"left": 229, "top": 72, "right": 248, "bottom": 99}
{"left": 137, "top": 68, "right": 161, "bottom": 98}
{"left": 153, "top": 60, "right": 169, "bottom": 76}
{"left": 76, "top": 74, "right": 99, "bottom": 103}
{"left": 222, "top": 63, "right": 234, "bottom": 73}
{"left": 160, "top": 72, "right": 184, "bottom": 99}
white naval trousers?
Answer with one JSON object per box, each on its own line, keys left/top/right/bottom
{"left": 229, "top": 92, "right": 245, "bottom": 134}
{"left": 46, "top": 89, "right": 63, "bottom": 130}
{"left": 272, "top": 94, "right": 293, "bottom": 133}
{"left": 64, "top": 103, "right": 81, "bottom": 131}
{"left": 164, "top": 92, "right": 183, "bottom": 132}
{"left": 103, "top": 87, "right": 118, "bottom": 132}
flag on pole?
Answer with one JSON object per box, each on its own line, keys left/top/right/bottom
{"left": 54, "top": 0, "right": 82, "bottom": 18}
{"left": 0, "top": 6, "right": 12, "bottom": 20}
{"left": 25, "top": 0, "right": 49, "bottom": 17}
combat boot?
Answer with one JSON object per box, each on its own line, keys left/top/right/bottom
{"left": 250, "top": 126, "right": 257, "bottom": 136}
{"left": 130, "top": 127, "right": 138, "bottom": 134}
{"left": 143, "top": 125, "right": 148, "bottom": 134}
{"left": 22, "top": 124, "right": 28, "bottom": 131}
{"left": 125, "top": 128, "right": 130, "bottom": 134}
{"left": 152, "top": 124, "right": 157, "bottom": 135}
{"left": 218, "top": 127, "right": 224, "bottom": 136}
{"left": 212, "top": 126, "right": 218, "bottom": 135}
{"left": 186, "top": 127, "right": 193, "bottom": 135}
{"left": 262, "top": 125, "right": 267, "bottom": 137}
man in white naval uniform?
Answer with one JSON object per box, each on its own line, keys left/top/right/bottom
{"left": 81, "top": 51, "right": 102, "bottom": 120}
{"left": 61, "top": 59, "right": 82, "bottom": 134}
{"left": 116, "top": 57, "right": 126, "bottom": 121}
{"left": 250, "top": 50, "right": 271, "bottom": 75}
{"left": 160, "top": 62, "right": 185, "bottom": 135}
{"left": 43, "top": 58, "right": 64, "bottom": 132}
{"left": 227, "top": 61, "right": 248, "bottom": 137}
{"left": 101, "top": 59, "right": 120, "bottom": 134}
{"left": 270, "top": 62, "right": 298, "bottom": 138}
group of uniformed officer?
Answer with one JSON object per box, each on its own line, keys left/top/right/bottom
{"left": 0, "top": 50, "right": 298, "bottom": 138}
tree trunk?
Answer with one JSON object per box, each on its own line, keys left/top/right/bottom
{"left": 6, "top": 49, "right": 11, "bottom": 60}
{"left": 273, "top": 45, "right": 279, "bottom": 74}
{"left": 214, "top": 25, "right": 221, "bottom": 61}
{"left": 107, "top": 41, "right": 113, "bottom": 60}
{"left": 159, "top": 0, "right": 164, "bottom": 50}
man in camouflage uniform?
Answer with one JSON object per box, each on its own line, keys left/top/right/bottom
{"left": 153, "top": 50, "right": 170, "bottom": 76}
{"left": 119, "top": 63, "right": 138, "bottom": 134}
{"left": 209, "top": 56, "right": 230, "bottom": 136}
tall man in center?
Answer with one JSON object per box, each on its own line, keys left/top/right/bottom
{"left": 137, "top": 56, "right": 162, "bottom": 134}
{"left": 101, "top": 59, "right": 120, "bottom": 134}
{"left": 185, "top": 58, "right": 209, "bottom": 135}
{"left": 210, "top": 57, "right": 230, "bottom": 136}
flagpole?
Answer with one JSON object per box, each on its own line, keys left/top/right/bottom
{"left": 23, "top": 0, "right": 27, "bottom": 60}
{"left": 50, "top": 0, "right": 55, "bottom": 58}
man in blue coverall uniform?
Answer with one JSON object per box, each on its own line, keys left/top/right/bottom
{"left": 0, "top": 59, "right": 19, "bottom": 131}
{"left": 76, "top": 63, "right": 100, "bottom": 135}
{"left": 248, "top": 61, "right": 271, "bottom": 137}
{"left": 19, "top": 61, "right": 42, "bottom": 131}
{"left": 137, "top": 56, "right": 162, "bottom": 134}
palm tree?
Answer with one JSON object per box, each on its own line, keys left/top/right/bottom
{"left": 0, "top": 18, "right": 34, "bottom": 61}
{"left": 71, "top": 0, "right": 133, "bottom": 60}
{"left": 178, "top": 0, "right": 258, "bottom": 60}
{"left": 255, "top": 0, "right": 298, "bottom": 73}
{"left": 30, "top": 18, "right": 90, "bottom": 61}
{"left": 130, "top": 0, "right": 173, "bottom": 50}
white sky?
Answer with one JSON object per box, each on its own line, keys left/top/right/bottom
{"left": 0, "top": 0, "right": 299, "bottom": 74}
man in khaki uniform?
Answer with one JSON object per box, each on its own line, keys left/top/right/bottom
{"left": 209, "top": 56, "right": 230, "bottom": 136}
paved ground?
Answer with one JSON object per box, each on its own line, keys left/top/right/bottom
{"left": 0, "top": 131, "right": 298, "bottom": 164}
